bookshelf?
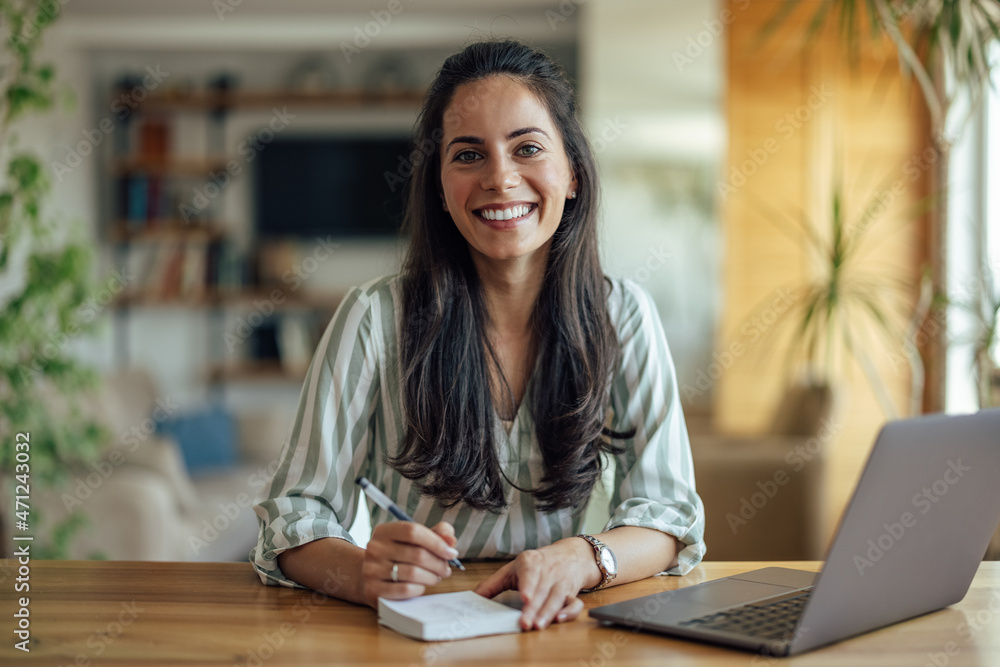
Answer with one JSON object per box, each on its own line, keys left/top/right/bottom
{"left": 106, "top": 85, "right": 421, "bottom": 388}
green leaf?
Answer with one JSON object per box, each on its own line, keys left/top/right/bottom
{"left": 0, "top": 0, "right": 107, "bottom": 559}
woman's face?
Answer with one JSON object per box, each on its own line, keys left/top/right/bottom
{"left": 439, "top": 76, "right": 577, "bottom": 266}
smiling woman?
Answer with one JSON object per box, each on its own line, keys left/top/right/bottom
{"left": 440, "top": 76, "right": 577, "bottom": 268}
{"left": 251, "top": 39, "right": 705, "bottom": 633}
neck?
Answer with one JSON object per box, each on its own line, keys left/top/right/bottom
{"left": 470, "top": 243, "right": 549, "bottom": 338}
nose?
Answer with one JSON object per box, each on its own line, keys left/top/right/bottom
{"left": 480, "top": 153, "right": 520, "bottom": 192}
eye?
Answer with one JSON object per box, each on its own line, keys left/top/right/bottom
{"left": 516, "top": 144, "right": 541, "bottom": 157}
{"left": 454, "top": 149, "right": 480, "bottom": 163}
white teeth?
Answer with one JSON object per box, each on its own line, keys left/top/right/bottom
{"left": 480, "top": 205, "right": 531, "bottom": 221}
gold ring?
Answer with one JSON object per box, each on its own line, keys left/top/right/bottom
{"left": 391, "top": 563, "right": 399, "bottom": 583}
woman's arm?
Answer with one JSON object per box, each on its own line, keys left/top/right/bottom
{"left": 251, "top": 286, "right": 381, "bottom": 592}
{"left": 474, "top": 526, "right": 682, "bottom": 630}
{"left": 580, "top": 526, "right": 683, "bottom": 587}
{"left": 278, "top": 521, "right": 460, "bottom": 608}
{"left": 278, "top": 537, "right": 368, "bottom": 604}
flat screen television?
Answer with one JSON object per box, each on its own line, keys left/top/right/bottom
{"left": 254, "top": 135, "right": 412, "bottom": 239}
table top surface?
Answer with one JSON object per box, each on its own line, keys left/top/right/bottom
{"left": 1, "top": 559, "right": 998, "bottom": 666}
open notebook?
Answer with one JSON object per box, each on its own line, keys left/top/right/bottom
{"left": 378, "top": 591, "right": 522, "bottom": 641}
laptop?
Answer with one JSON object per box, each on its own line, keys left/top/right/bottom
{"left": 589, "top": 408, "right": 1000, "bottom": 656}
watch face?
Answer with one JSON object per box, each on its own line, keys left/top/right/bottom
{"left": 599, "top": 547, "right": 617, "bottom": 574}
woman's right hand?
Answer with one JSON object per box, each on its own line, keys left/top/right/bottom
{"left": 360, "top": 521, "right": 459, "bottom": 608}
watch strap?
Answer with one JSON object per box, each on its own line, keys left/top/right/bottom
{"left": 577, "top": 534, "right": 616, "bottom": 593}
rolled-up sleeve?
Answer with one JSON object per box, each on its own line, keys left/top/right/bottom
{"left": 250, "top": 286, "right": 380, "bottom": 588}
{"left": 604, "top": 279, "right": 706, "bottom": 575}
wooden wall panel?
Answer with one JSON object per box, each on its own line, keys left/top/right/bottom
{"left": 718, "top": 0, "right": 931, "bottom": 541}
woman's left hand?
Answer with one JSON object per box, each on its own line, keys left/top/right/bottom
{"left": 473, "top": 539, "right": 595, "bottom": 630}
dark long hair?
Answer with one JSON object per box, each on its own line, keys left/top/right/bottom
{"left": 390, "top": 39, "right": 633, "bottom": 513}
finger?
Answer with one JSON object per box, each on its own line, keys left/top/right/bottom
{"left": 513, "top": 559, "right": 545, "bottom": 629}
{"left": 473, "top": 561, "right": 516, "bottom": 599}
{"left": 387, "top": 561, "right": 443, "bottom": 587}
{"left": 533, "top": 587, "right": 574, "bottom": 630}
{"left": 554, "top": 596, "right": 584, "bottom": 624}
{"left": 361, "top": 559, "right": 432, "bottom": 604}
{"left": 381, "top": 544, "right": 451, "bottom": 579}
{"left": 430, "top": 521, "right": 457, "bottom": 547}
{"left": 371, "top": 522, "right": 459, "bottom": 564}
{"left": 368, "top": 580, "right": 426, "bottom": 601}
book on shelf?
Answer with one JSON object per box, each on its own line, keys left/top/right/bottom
{"left": 123, "top": 243, "right": 155, "bottom": 293}
{"left": 139, "top": 117, "right": 170, "bottom": 161}
{"left": 377, "top": 591, "right": 522, "bottom": 641}
{"left": 126, "top": 175, "right": 148, "bottom": 223}
{"left": 125, "top": 237, "right": 223, "bottom": 302}
{"left": 145, "top": 240, "right": 182, "bottom": 300}
{"left": 215, "top": 243, "right": 247, "bottom": 293}
{"left": 179, "top": 238, "right": 209, "bottom": 299}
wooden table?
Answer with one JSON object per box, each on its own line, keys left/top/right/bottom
{"left": 1, "top": 559, "right": 998, "bottom": 666}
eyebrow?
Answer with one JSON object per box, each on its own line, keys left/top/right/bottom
{"left": 445, "top": 126, "right": 550, "bottom": 153}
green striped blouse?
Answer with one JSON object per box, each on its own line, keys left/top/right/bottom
{"left": 251, "top": 274, "right": 706, "bottom": 587}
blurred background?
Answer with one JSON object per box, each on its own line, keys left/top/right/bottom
{"left": 1, "top": 0, "right": 997, "bottom": 565}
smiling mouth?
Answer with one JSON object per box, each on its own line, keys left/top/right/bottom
{"left": 474, "top": 203, "right": 537, "bottom": 222}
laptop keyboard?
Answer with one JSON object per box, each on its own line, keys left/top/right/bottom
{"left": 677, "top": 590, "right": 811, "bottom": 641}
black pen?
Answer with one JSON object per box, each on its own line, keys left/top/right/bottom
{"left": 356, "top": 476, "right": 465, "bottom": 571}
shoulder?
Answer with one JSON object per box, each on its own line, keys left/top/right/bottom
{"left": 350, "top": 273, "right": 403, "bottom": 303}
{"left": 336, "top": 274, "right": 403, "bottom": 320}
{"left": 604, "top": 275, "right": 660, "bottom": 340}
{"left": 323, "top": 274, "right": 403, "bottom": 351}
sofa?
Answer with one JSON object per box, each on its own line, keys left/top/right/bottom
{"left": 31, "top": 368, "right": 293, "bottom": 561}
{"left": 689, "top": 382, "right": 834, "bottom": 561}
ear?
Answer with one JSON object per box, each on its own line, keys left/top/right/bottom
{"left": 567, "top": 172, "right": 579, "bottom": 200}
{"left": 440, "top": 191, "right": 448, "bottom": 212}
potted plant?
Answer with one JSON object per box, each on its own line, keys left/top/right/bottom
{"left": 766, "top": 0, "right": 1000, "bottom": 411}
{"left": 742, "top": 168, "right": 934, "bottom": 419}
{"left": 0, "top": 0, "right": 107, "bottom": 557}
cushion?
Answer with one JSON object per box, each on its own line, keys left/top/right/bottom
{"left": 156, "top": 405, "right": 238, "bottom": 475}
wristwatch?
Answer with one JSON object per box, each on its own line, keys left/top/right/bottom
{"left": 577, "top": 534, "right": 618, "bottom": 592}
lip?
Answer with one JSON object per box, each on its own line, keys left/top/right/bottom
{"left": 473, "top": 202, "right": 537, "bottom": 230}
